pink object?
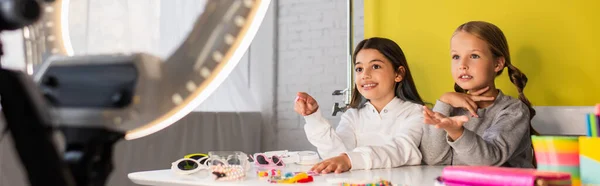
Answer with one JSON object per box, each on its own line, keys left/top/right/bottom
{"left": 295, "top": 96, "right": 306, "bottom": 103}
{"left": 441, "top": 166, "right": 571, "bottom": 186}
{"left": 295, "top": 171, "right": 320, "bottom": 176}
{"left": 306, "top": 171, "right": 320, "bottom": 176}
{"left": 595, "top": 104, "right": 600, "bottom": 115}
{"left": 251, "top": 153, "right": 285, "bottom": 169}
{"left": 534, "top": 152, "right": 580, "bottom": 166}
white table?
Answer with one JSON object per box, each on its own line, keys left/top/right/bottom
{"left": 128, "top": 164, "right": 445, "bottom": 186}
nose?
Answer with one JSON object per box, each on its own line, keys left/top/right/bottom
{"left": 361, "top": 68, "right": 372, "bottom": 80}
{"left": 458, "top": 58, "right": 468, "bottom": 70}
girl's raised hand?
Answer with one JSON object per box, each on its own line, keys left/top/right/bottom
{"left": 294, "top": 92, "right": 319, "bottom": 116}
{"left": 423, "top": 106, "right": 469, "bottom": 140}
{"left": 439, "top": 87, "right": 495, "bottom": 117}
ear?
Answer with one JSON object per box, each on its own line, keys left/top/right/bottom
{"left": 494, "top": 57, "right": 505, "bottom": 72}
{"left": 395, "top": 66, "right": 405, "bottom": 82}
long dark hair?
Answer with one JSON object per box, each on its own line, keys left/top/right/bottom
{"left": 349, "top": 37, "right": 424, "bottom": 108}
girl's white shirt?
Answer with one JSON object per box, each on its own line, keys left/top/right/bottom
{"left": 303, "top": 97, "right": 424, "bottom": 170}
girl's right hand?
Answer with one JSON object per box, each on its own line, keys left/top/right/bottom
{"left": 439, "top": 87, "right": 495, "bottom": 117}
{"left": 294, "top": 92, "right": 319, "bottom": 116}
{"left": 423, "top": 106, "right": 469, "bottom": 140}
{"left": 310, "top": 154, "right": 351, "bottom": 174}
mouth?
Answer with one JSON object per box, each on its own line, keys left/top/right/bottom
{"left": 457, "top": 74, "right": 472, "bottom": 81}
{"left": 361, "top": 83, "right": 378, "bottom": 90}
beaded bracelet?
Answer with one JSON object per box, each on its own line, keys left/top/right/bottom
{"left": 328, "top": 178, "right": 393, "bottom": 186}
{"left": 337, "top": 180, "right": 393, "bottom": 186}
{"left": 267, "top": 172, "right": 314, "bottom": 183}
{"left": 210, "top": 164, "right": 246, "bottom": 181}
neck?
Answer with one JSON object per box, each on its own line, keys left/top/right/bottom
{"left": 370, "top": 94, "right": 395, "bottom": 113}
{"left": 470, "top": 85, "right": 499, "bottom": 109}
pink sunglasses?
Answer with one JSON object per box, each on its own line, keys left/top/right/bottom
{"left": 250, "top": 153, "right": 284, "bottom": 168}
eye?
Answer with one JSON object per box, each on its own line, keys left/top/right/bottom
{"left": 452, "top": 55, "right": 459, "bottom": 60}
{"left": 372, "top": 64, "right": 381, "bottom": 69}
{"left": 470, "top": 54, "right": 480, "bottom": 59}
{"left": 354, "top": 67, "right": 363, "bottom": 72}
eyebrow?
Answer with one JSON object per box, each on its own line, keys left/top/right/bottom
{"left": 450, "top": 49, "right": 482, "bottom": 53}
{"left": 355, "top": 59, "right": 384, "bottom": 65}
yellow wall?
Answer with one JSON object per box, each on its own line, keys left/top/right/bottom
{"left": 364, "top": 0, "right": 599, "bottom": 106}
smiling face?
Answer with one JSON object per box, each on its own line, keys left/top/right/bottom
{"left": 450, "top": 31, "right": 504, "bottom": 92}
{"left": 354, "top": 48, "right": 402, "bottom": 104}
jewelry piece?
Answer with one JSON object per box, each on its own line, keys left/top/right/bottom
{"left": 327, "top": 178, "right": 393, "bottom": 186}
{"left": 210, "top": 164, "right": 246, "bottom": 181}
{"left": 268, "top": 172, "right": 314, "bottom": 183}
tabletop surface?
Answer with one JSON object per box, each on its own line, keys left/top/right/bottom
{"left": 128, "top": 164, "right": 445, "bottom": 186}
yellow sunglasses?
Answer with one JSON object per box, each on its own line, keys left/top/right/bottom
{"left": 184, "top": 153, "right": 208, "bottom": 161}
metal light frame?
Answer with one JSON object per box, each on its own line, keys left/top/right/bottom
{"left": 28, "top": 0, "right": 271, "bottom": 140}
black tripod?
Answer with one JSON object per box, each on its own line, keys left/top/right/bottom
{"left": 0, "top": 0, "right": 125, "bottom": 185}
{"left": 1, "top": 59, "right": 126, "bottom": 186}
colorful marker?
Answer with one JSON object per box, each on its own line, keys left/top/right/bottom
{"left": 590, "top": 113, "right": 598, "bottom": 137}
{"left": 587, "top": 113, "right": 593, "bottom": 137}
{"left": 596, "top": 104, "right": 600, "bottom": 137}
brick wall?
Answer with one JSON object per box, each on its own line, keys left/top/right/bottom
{"left": 276, "top": 0, "right": 364, "bottom": 150}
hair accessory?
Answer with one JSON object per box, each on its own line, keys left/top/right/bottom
{"left": 210, "top": 164, "right": 245, "bottom": 181}
{"left": 257, "top": 170, "right": 269, "bottom": 178}
{"left": 298, "top": 171, "right": 320, "bottom": 176}
{"left": 257, "top": 169, "right": 281, "bottom": 178}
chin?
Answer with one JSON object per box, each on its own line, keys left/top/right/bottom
{"left": 361, "top": 93, "right": 375, "bottom": 100}
{"left": 360, "top": 92, "right": 380, "bottom": 100}
{"left": 455, "top": 83, "right": 475, "bottom": 91}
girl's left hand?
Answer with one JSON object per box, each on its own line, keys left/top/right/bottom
{"left": 310, "top": 154, "right": 352, "bottom": 174}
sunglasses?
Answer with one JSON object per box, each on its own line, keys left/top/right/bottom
{"left": 171, "top": 153, "right": 210, "bottom": 175}
{"left": 184, "top": 153, "right": 209, "bottom": 164}
{"left": 285, "top": 151, "right": 320, "bottom": 165}
{"left": 251, "top": 153, "right": 284, "bottom": 168}
{"left": 209, "top": 157, "right": 241, "bottom": 166}
{"left": 259, "top": 150, "right": 320, "bottom": 165}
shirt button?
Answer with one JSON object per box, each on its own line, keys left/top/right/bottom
{"left": 384, "top": 109, "right": 388, "bottom": 113}
{"left": 373, "top": 109, "right": 376, "bottom": 113}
